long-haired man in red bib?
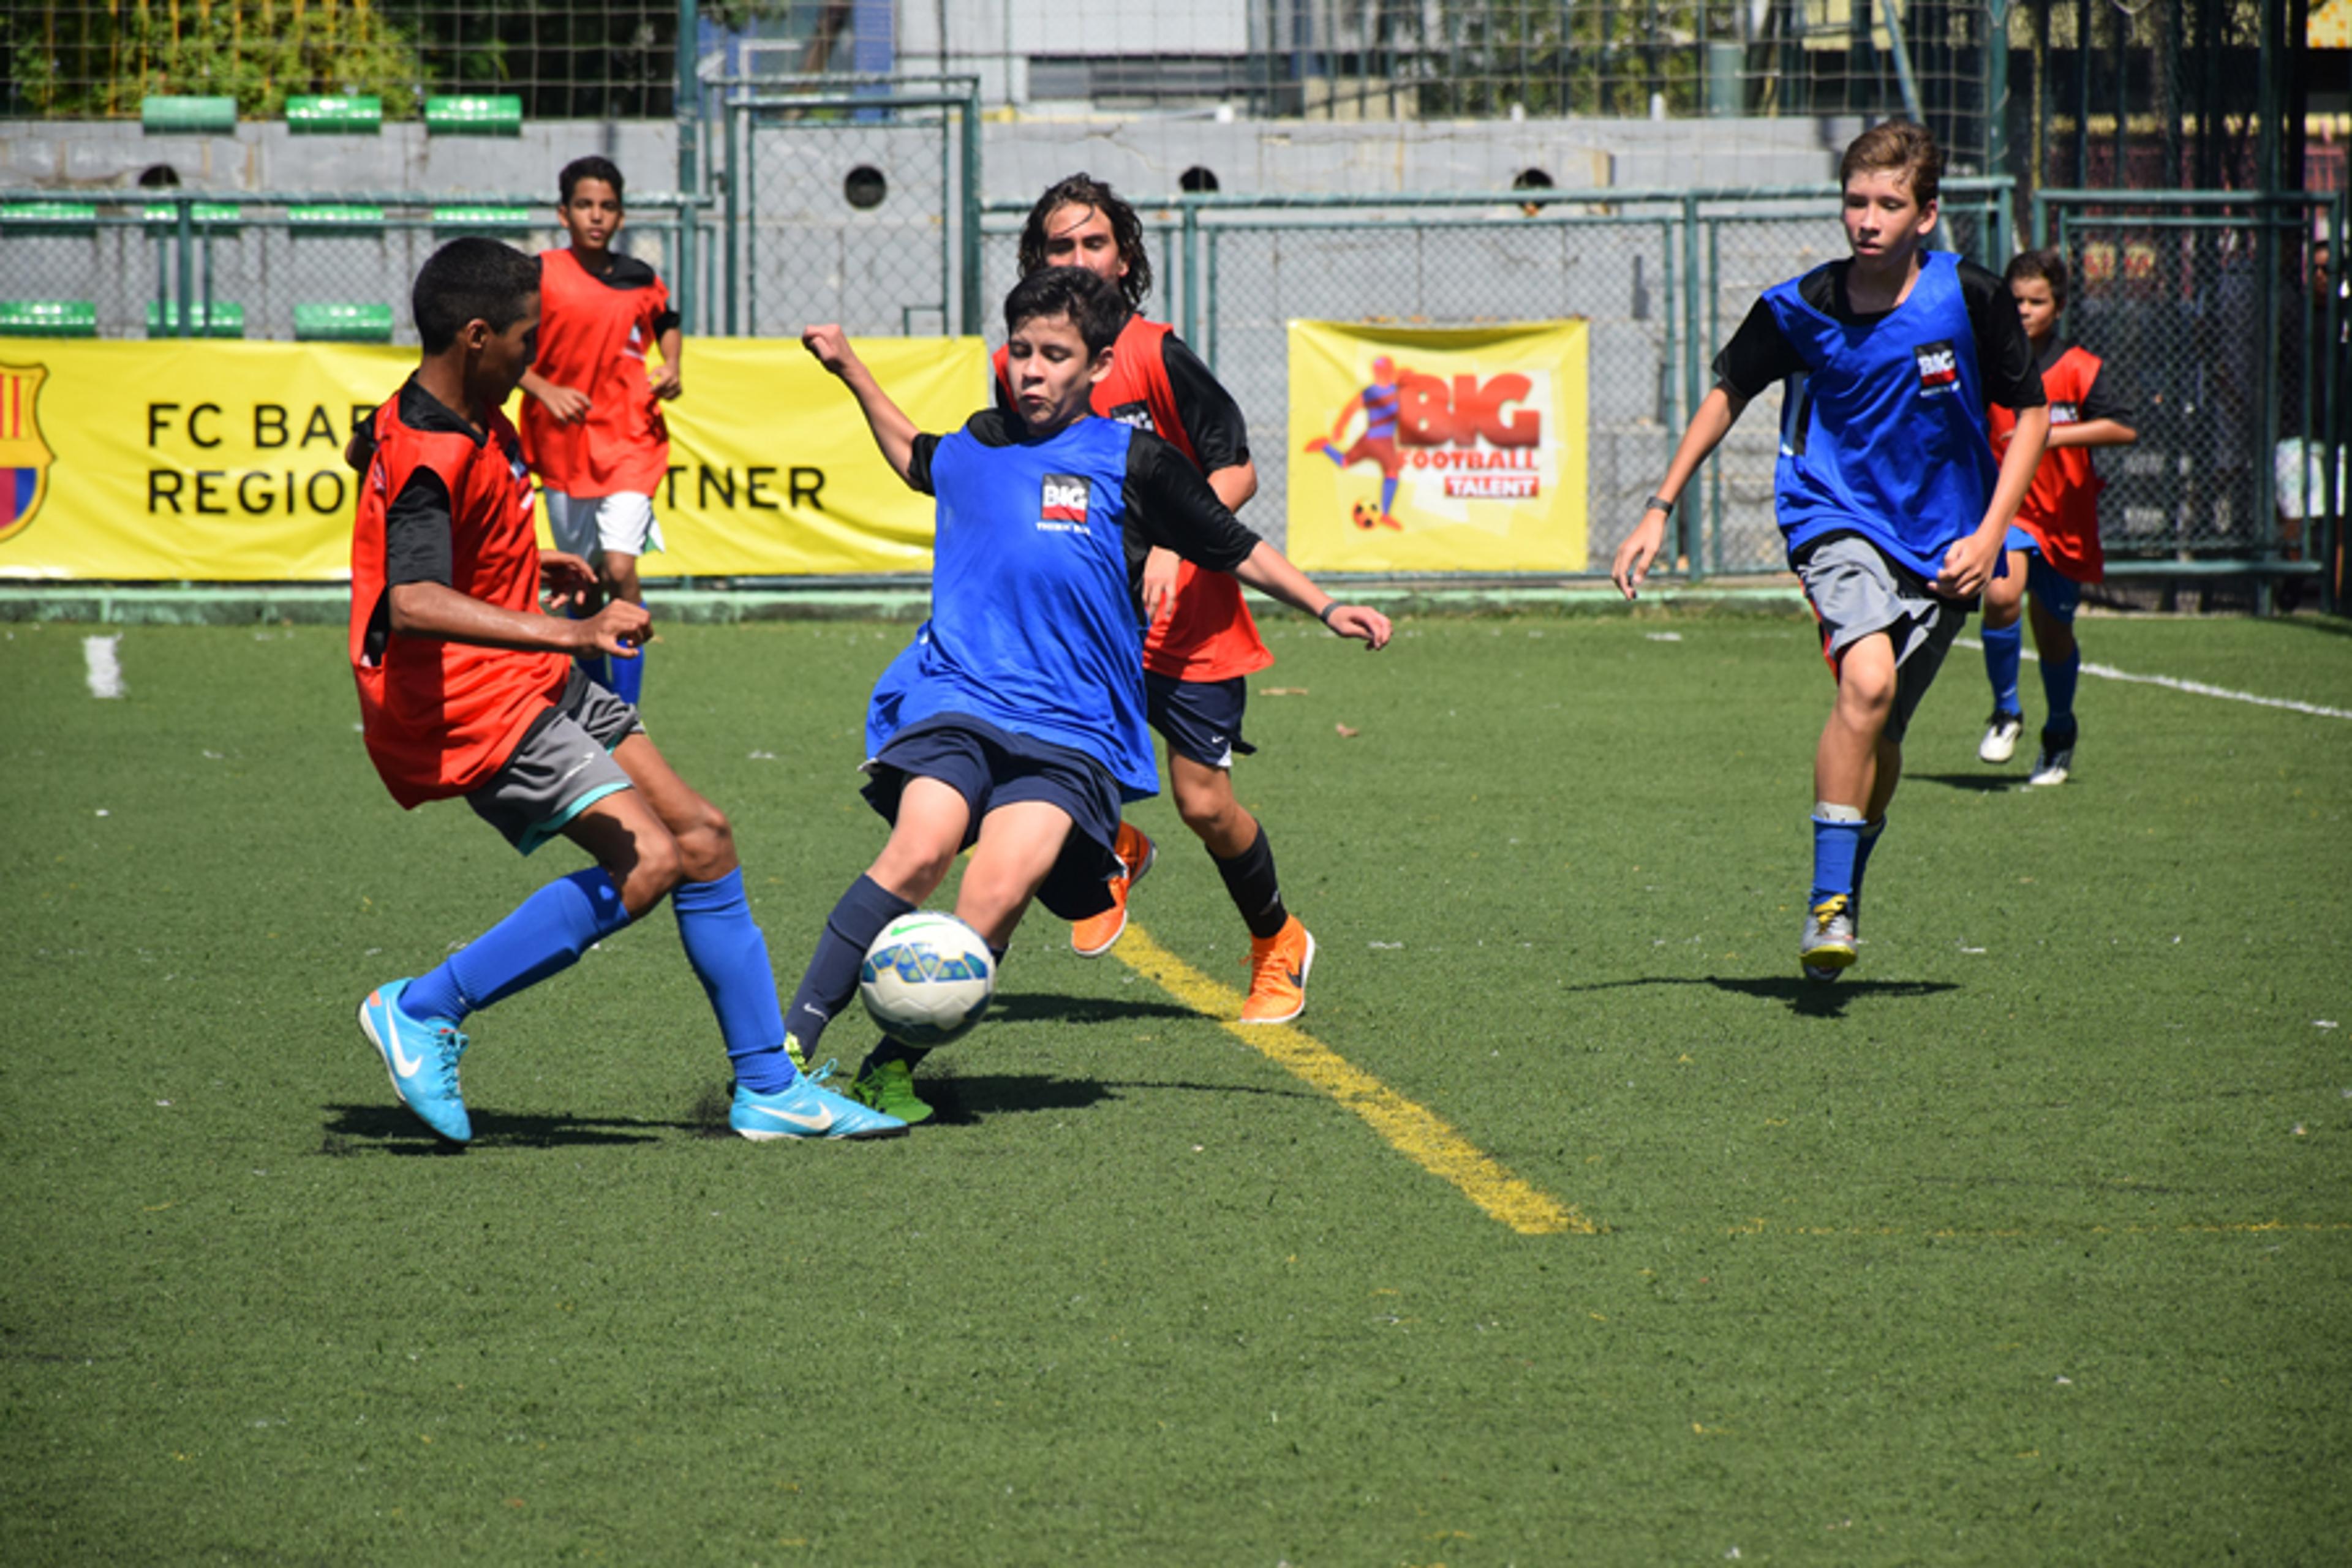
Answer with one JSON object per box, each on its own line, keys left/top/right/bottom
{"left": 518, "top": 156, "right": 680, "bottom": 709}
{"left": 1000, "top": 174, "right": 1326, "bottom": 1023}
{"left": 1977, "top": 247, "right": 2137, "bottom": 786}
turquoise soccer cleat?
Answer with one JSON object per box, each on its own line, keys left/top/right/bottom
{"left": 730, "top": 1071, "right": 907, "bottom": 1141}
{"left": 358, "top": 978, "right": 473, "bottom": 1143}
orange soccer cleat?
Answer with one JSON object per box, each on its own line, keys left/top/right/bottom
{"left": 1238, "top": 917, "right": 1316, "bottom": 1025}
{"left": 1070, "top": 821, "right": 1156, "bottom": 958}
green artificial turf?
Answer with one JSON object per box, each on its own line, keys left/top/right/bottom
{"left": 2, "top": 611, "right": 2346, "bottom": 1566}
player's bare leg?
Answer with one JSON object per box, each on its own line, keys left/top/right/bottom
{"left": 1977, "top": 548, "right": 2030, "bottom": 762}
{"left": 1171, "top": 755, "right": 1314, "bottom": 1024}
{"left": 866, "top": 777, "right": 971, "bottom": 907}
{"left": 1804, "top": 631, "right": 1896, "bottom": 979}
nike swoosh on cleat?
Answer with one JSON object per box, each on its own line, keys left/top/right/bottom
{"left": 748, "top": 1102, "right": 835, "bottom": 1133}
{"left": 384, "top": 1019, "right": 426, "bottom": 1079}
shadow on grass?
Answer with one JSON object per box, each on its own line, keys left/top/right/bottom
{"left": 985, "top": 991, "right": 1202, "bottom": 1025}
{"left": 319, "top": 1102, "right": 680, "bottom": 1155}
{"left": 916, "top": 1071, "right": 1308, "bottom": 1126}
{"left": 1905, "top": 771, "right": 2026, "bottom": 794}
{"left": 1562, "top": 974, "right": 1959, "bottom": 1019}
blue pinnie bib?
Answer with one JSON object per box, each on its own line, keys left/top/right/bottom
{"left": 1766, "top": 250, "right": 2000, "bottom": 578}
{"left": 865, "top": 416, "right": 1159, "bottom": 801}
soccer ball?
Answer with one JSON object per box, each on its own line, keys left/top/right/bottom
{"left": 858, "top": 911, "right": 996, "bottom": 1047}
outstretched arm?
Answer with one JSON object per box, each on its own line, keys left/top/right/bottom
{"left": 802, "top": 324, "right": 920, "bottom": 484}
{"left": 1611, "top": 385, "right": 1748, "bottom": 599}
{"left": 2046, "top": 417, "right": 2135, "bottom": 449}
{"left": 1229, "top": 542, "right": 1392, "bottom": 650}
{"left": 390, "top": 578, "right": 647, "bottom": 658}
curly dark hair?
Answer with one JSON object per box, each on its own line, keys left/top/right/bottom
{"left": 1017, "top": 173, "right": 1152, "bottom": 311}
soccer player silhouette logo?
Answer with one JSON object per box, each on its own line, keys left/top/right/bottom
{"left": 1304, "top": 355, "right": 1407, "bottom": 530}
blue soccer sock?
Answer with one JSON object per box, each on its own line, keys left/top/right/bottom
{"left": 1850, "top": 816, "right": 1888, "bottom": 915}
{"left": 2041, "top": 649, "right": 2081, "bottom": 736}
{"left": 608, "top": 639, "right": 646, "bottom": 706}
{"left": 1379, "top": 475, "right": 1398, "bottom": 517}
{"left": 567, "top": 603, "right": 611, "bottom": 690}
{"left": 1981, "top": 621, "right": 2023, "bottom": 717}
{"left": 1809, "top": 805, "right": 1866, "bottom": 908}
{"left": 673, "top": 868, "right": 796, "bottom": 1093}
{"left": 782, "top": 875, "right": 915, "bottom": 1062}
{"left": 401, "top": 868, "right": 631, "bottom": 1025}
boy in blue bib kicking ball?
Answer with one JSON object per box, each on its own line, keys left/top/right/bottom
{"left": 1612, "top": 119, "right": 2050, "bottom": 981}
{"left": 787, "top": 266, "right": 1392, "bottom": 1121}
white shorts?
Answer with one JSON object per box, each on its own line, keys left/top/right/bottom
{"left": 543, "top": 491, "right": 663, "bottom": 560}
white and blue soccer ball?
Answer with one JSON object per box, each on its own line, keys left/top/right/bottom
{"left": 858, "top": 911, "right": 996, "bottom": 1046}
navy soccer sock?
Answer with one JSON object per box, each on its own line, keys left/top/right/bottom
{"left": 673, "top": 867, "right": 794, "bottom": 1094}
{"left": 782, "top": 875, "right": 915, "bottom": 1062}
{"left": 1981, "top": 621, "right": 2024, "bottom": 717}
{"left": 2041, "top": 649, "right": 2081, "bottom": 737}
{"left": 1809, "top": 807, "right": 1866, "bottom": 908}
{"left": 1211, "top": 824, "right": 1291, "bottom": 940}
{"left": 401, "top": 867, "right": 631, "bottom": 1025}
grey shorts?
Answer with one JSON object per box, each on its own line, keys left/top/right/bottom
{"left": 1793, "top": 533, "right": 1969, "bottom": 745}
{"left": 466, "top": 666, "right": 646, "bottom": 854}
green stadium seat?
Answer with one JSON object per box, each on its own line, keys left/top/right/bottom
{"left": 0, "top": 301, "right": 99, "bottom": 337}
{"left": 287, "top": 204, "right": 386, "bottom": 235}
{"left": 294, "top": 303, "right": 395, "bottom": 343}
{"left": 432, "top": 205, "right": 535, "bottom": 236}
{"left": 141, "top": 202, "right": 244, "bottom": 234}
{"left": 424, "top": 95, "right": 523, "bottom": 137}
{"left": 146, "top": 301, "right": 246, "bottom": 339}
{"left": 2, "top": 201, "right": 99, "bottom": 238}
{"left": 285, "top": 94, "right": 383, "bottom": 135}
{"left": 142, "top": 96, "right": 238, "bottom": 134}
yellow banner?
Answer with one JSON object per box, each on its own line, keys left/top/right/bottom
{"left": 0, "top": 337, "right": 986, "bottom": 579}
{"left": 1286, "top": 320, "right": 1589, "bottom": 572}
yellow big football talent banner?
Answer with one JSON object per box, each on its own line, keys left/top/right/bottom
{"left": 1286, "top": 320, "right": 1589, "bottom": 573}
{"left": 0, "top": 337, "right": 986, "bottom": 579}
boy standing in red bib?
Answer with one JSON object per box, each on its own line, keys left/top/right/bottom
{"left": 519, "top": 156, "right": 680, "bottom": 708}
{"left": 1975, "top": 248, "right": 2137, "bottom": 785}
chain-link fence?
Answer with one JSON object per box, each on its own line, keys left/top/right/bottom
{"left": 712, "top": 77, "right": 981, "bottom": 337}
{"left": 2035, "top": 190, "right": 2345, "bottom": 583}
{"left": 0, "top": 190, "right": 704, "bottom": 344}
{"left": 973, "top": 182, "right": 2011, "bottom": 571}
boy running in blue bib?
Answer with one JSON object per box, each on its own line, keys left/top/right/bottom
{"left": 789, "top": 267, "right": 1392, "bottom": 1121}
{"left": 1612, "top": 120, "right": 2050, "bottom": 981}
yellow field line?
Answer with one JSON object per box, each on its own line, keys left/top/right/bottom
{"left": 1112, "top": 924, "right": 1596, "bottom": 1237}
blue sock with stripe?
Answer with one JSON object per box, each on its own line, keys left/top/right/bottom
{"left": 672, "top": 867, "right": 794, "bottom": 1093}
{"left": 1809, "top": 807, "right": 1865, "bottom": 907}
{"left": 608, "top": 641, "right": 646, "bottom": 706}
{"left": 1981, "top": 621, "right": 2023, "bottom": 716}
{"left": 2041, "top": 649, "right": 2081, "bottom": 735}
{"left": 782, "top": 875, "right": 915, "bottom": 1063}
{"left": 401, "top": 868, "right": 631, "bottom": 1025}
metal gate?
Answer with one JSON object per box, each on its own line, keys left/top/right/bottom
{"left": 2034, "top": 190, "right": 2345, "bottom": 606}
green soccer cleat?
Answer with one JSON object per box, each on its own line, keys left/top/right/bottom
{"left": 850, "top": 1053, "right": 935, "bottom": 1126}
{"left": 1799, "top": 894, "right": 1858, "bottom": 982}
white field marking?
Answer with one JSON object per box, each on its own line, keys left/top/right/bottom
{"left": 82, "top": 635, "right": 125, "bottom": 699}
{"left": 1953, "top": 638, "right": 2352, "bottom": 721}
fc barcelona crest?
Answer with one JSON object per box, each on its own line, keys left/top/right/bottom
{"left": 0, "top": 363, "right": 56, "bottom": 544}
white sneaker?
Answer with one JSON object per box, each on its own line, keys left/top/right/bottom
{"left": 2027, "top": 730, "right": 2076, "bottom": 786}
{"left": 1978, "top": 710, "right": 2024, "bottom": 764}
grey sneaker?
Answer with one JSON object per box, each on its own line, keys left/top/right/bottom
{"left": 1978, "top": 710, "right": 2024, "bottom": 764}
{"left": 1800, "top": 895, "right": 1858, "bottom": 982}
{"left": 2027, "top": 728, "right": 2076, "bottom": 786}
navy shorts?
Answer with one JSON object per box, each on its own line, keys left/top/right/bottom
{"left": 861, "top": 713, "right": 1123, "bottom": 922}
{"left": 1145, "top": 673, "right": 1256, "bottom": 771}
{"left": 2002, "top": 524, "right": 2084, "bottom": 622}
